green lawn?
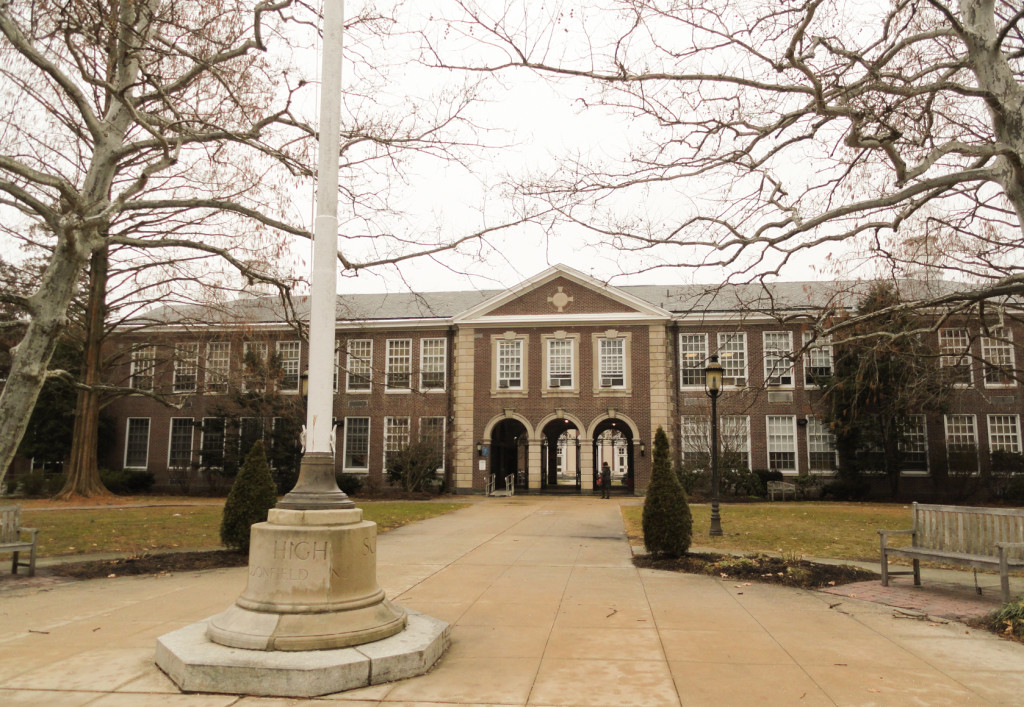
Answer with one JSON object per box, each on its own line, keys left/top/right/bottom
{"left": 20, "top": 499, "right": 468, "bottom": 558}
{"left": 621, "top": 502, "right": 916, "bottom": 561}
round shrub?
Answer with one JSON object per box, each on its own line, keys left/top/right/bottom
{"left": 642, "top": 427, "right": 693, "bottom": 558}
{"left": 336, "top": 472, "right": 365, "bottom": 496}
{"left": 220, "top": 441, "right": 278, "bottom": 552}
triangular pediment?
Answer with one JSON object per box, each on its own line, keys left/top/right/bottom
{"left": 453, "top": 265, "right": 670, "bottom": 325}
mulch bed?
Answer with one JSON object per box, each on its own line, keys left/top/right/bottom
{"left": 633, "top": 551, "right": 878, "bottom": 589}
{"left": 49, "top": 549, "right": 248, "bottom": 579}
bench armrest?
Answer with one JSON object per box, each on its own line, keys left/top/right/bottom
{"left": 19, "top": 527, "right": 39, "bottom": 541}
{"left": 995, "top": 541, "right": 1024, "bottom": 550}
{"left": 878, "top": 528, "right": 915, "bottom": 549}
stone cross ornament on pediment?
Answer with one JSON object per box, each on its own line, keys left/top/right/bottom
{"left": 547, "top": 286, "right": 574, "bottom": 313}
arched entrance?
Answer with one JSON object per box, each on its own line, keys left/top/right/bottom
{"left": 541, "top": 418, "right": 581, "bottom": 492}
{"left": 593, "top": 419, "right": 635, "bottom": 494}
{"left": 489, "top": 419, "right": 529, "bottom": 490}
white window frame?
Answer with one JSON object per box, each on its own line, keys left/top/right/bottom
{"left": 242, "top": 341, "right": 269, "bottom": 392}
{"left": 343, "top": 417, "right": 371, "bottom": 472}
{"left": 200, "top": 417, "right": 226, "bottom": 470}
{"left": 598, "top": 337, "right": 626, "bottom": 389}
{"left": 420, "top": 338, "right": 447, "bottom": 391}
{"left": 679, "top": 333, "right": 708, "bottom": 388}
{"left": 721, "top": 415, "right": 751, "bottom": 470}
{"left": 206, "top": 342, "right": 230, "bottom": 393}
{"left": 333, "top": 341, "right": 339, "bottom": 393}
{"left": 277, "top": 341, "right": 301, "bottom": 392}
{"left": 944, "top": 414, "right": 979, "bottom": 472}
{"left": 982, "top": 328, "right": 1016, "bottom": 388}
{"left": 386, "top": 339, "right": 412, "bottom": 391}
{"left": 805, "top": 416, "right": 837, "bottom": 473}
{"left": 680, "top": 415, "right": 710, "bottom": 467}
{"left": 988, "top": 414, "right": 1022, "bottom": 455}
{"left": 766, "top": 415, "right": 797, "bottom": 474}
{"left": 546, "top": 337, "right": 575, "bottom": 390}
{"left": 717, "top": 332, "right": 748, "bottom": 387}
{"left": 497, "top": 338, "right": 524, "bottom": 390}
{"left": 384, "top": 416, "right": 411, "bottom": 468}
{"left": 420, "top": 416, "right": 446, "bottom": 471}
{"left": 802, "top": 332, "right": 833, "bottom": 387}
{"left": 939, "top": 328, "right": 973, "bottom": 387}
{"left": 899, "top": 415, "right": 929, "bottom": 474}
{"left": 168, "top": 417, "right": 195, "bottom": 468}
{"left": 346, "top": 339, "right": 372, "bottom": 392}
{"left": 763, "top": 331, "right": 794, "bottom": 387}
{"left": 130, "top": 345, "right": 156, "bottom": 392}
{"left": 173, "top": 343, "right": 199, "bottom": 393}
{"left": 124, "top": 417, "right": 151, "bottom": 470}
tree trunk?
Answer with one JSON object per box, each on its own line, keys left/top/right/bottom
{"left": 57, "top": 247, "right": 111, "bottom": 500}
{"left": 0, "top": 235, "right": 92, "bottom": 486}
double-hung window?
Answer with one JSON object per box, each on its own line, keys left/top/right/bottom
{"left": 763, "top": 332, "right": 793, "bottom": 386}
{"left": 806, "top": 416, "right": 837, "bottom": 472}
{"left": 945, "top": 414, "right": 978, "bottom": 472}
{"left": 168, "top": 418, "right": 195, "bottom": 468}
{"left": 766, "top": 415, "right": 797, "bottom": 472}
{"left": 344, "top": 417, "right": 370, "bottom": 471}
{"left": 679, "top": 334, "right": 707, "bottom": 387}
{"left": 982, "top": 328, "right": 1016, "bottom": 387}
{"left": 346, "top": 340, "right": 372, "bottom": 392}
{"left": 130, "top": 345, "right": 155, "bottom": 391}
{"left": 899, "top": 415, "right": 929, "bottom": 472}
{"left": 497, "top": 339, "right": 523, "bottom": 390}
{"left": 206, "top": 342, "right": 230, "bottom": 393}
{"left": 598, "top": 338, "right": 626, "bottom": 388}
{"left": 173, "top": 343, "right": 198, "bottom": 393}
{"left": 680, "top": 416, "right": 710, "bottom": 467}
{"left": 721, "top": 416, "right": 750, "bottom": 470}
{"left": 718, "top": 332, "right": 747, "bottom": 387}
{"left": 200, "top": 417, "right": 226, "bottom": 469}
{"left": 124, "top": 418, "right": 151, "bottom": 469}
{"left": 420, "top": 417, "right": 446, "bottom": 469}
{"left": 384, "top": 417, "right": 410, "bottom": 467}
{"left": 547, "top": 338, "right": 574, "bottom": 389}
{"left": 277, "top": 341, "right": 300, "bottom": 392}
{"left": 802, "top": 332, "right": 833, "bottom": 385}
{"left": 420, "top": 338, "right": 447, "bottom": 390}
{"left": 988, "top": 414, "right": 1021, "bottom": 454}
{"left": 242, "top": 342, "right": 268, "bottom": 392}
{"left": 939, "top": 329, "right": 973, "bottom": 386}
{"left": 386, "top": 339, "right": 411, "bottom": 390}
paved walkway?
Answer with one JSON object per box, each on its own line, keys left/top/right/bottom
{"left": 1, "top": 496, "right": 1023, "bottom": 705}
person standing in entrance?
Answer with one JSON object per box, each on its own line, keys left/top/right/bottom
{"left": 600, "top": 462, "right": 612, "bottom": 499}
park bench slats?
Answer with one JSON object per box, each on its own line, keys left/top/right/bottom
{"left": 0, "top": 505, "right": 39, "bottom": 577}
{"left": 879, "top": 502, "right": 1024, "bottom": 603}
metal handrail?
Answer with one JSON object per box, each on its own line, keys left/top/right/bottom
{"left": 505, "top": 474, "right": 515, "bottom": 496}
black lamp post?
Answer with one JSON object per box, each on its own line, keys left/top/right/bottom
{"left": 705, "top": 354, "right": 724, "bottom": 537}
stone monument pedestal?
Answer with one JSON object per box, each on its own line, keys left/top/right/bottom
{"left": 156, "top": 507, "right": 448, "bottom": 696}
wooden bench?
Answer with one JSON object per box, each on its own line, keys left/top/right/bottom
{"left": 878, "top": 502, "right": 1024, "bottom": 603}
{"left": 1, "top": 505, "right": 39, "bottom": 577}
{"left": 767, "top": 480, "right": 795, "bottom": 501}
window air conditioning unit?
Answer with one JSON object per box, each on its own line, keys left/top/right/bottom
{"left": 550, "top": 380, "right": 560, "bottom": 388}
{"left": 498, "top": 380, "right": 509, "bottom": 389}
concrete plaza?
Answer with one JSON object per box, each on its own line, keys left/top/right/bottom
{"left": 1, "top": 496, "right": 1023, "bottom": 705}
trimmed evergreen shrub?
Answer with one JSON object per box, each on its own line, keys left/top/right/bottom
{"left": 642, "top": 427, "right": 693, "bottom": 558}
{"left": 336, "top": 472, "right": 365, "bottom": 496}
{"left": 100, "top": 468, "right": 155, "bottom": 495}
{"left": 220, "top": 441, "right": 278, "bottom": 552}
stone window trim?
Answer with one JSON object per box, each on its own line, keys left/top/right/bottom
{"left": 343, "top": 416, "right": 371, "bottom": 472}
{"left": 542, "top": 331, "right": 580, "bottom": 396}
{"left": 124, "top": 417, "right": 151, "bottom": 470}
{"left": 592, "top": 330, "right": 632, "bottom": 395}
{"left": 491, "top": 332, "right": 529, "bottom": 397}
{"left": 345, "top": 339, "right": 373, "bottom": 393}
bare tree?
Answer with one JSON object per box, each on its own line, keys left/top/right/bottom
{"left": 0, "top": 0, "right": 537, "bottom": 492}
{"left": 426, "top": 0, "right": 1024, "bottom": 316}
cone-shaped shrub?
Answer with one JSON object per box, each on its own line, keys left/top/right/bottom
{"left": 642, "top": 426, "right": 693, "bottom": 558}
{"left": 220, "top": 440, "right": 278, "bottom": 552}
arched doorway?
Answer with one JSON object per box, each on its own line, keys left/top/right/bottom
{"left": 490, "top": 419, "right": 529, "bottom": 490}
{"left": 593, "top": 419, "right": 634, "bottom": 494}
{"left": 541, "top": 418, "right": 580, "bottom": 492}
